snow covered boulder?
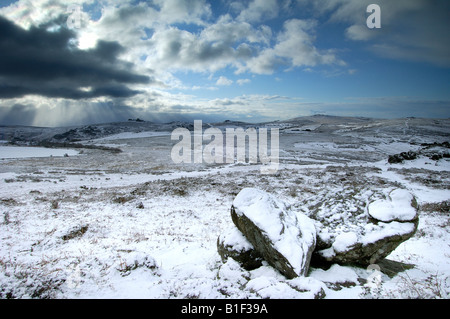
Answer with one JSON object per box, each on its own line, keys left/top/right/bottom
{"left": 313, "top": 189, "right": 419, "bottom": 266}
{"left": 217, "top": 226, "right": 264, "bottom": 271}
{"left": 230, "top": 188, "right": 316, "bottom": 279}
{"left": 368, "top": 189, "right": 419, "bottom": 223}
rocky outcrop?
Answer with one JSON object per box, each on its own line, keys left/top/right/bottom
{"left": 388, "top": 151, "right": 417, "bottom": 164}
{"left": 217, "top": 226, "right": 263, "bottom": 271}
{"left": 368, "top": 189, "right": 419, "bottom": 223}
{"left": 229, "top": 188, "right": 316, "bottom": 279}
{"left": 218, "top": 187, "right": 419, "bottom": 278}
{"left": 313, "top": 189, "right": 419, "bottom": 266}
{"left": 314, "top": 222, "right": 417, "bottom": 266}
{"left": 388, "top": 142, "right": 450, "bottom": 164}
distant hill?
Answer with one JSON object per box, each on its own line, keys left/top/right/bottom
{"left": 1, "top": 116, "right": 449, "bottom": 145}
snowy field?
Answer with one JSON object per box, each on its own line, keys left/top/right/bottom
{"left": 0, "top": 146, "right": 79, "bottom": 159}
{"left": 0, "top": 116, "right": 449, "bottom": 299}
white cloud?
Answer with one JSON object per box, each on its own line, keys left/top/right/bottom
{"left": 243, "top": 49, "right": 282, "bottom": 74}
{"left": 0, "top": 0, "right": 81, "bottom": 29}
{"left": 243, "top": 19, "right": 343, "bottom": 74}
{"left": 345, "top": 24, "right": 374, "bottom": 41}
{"left": 236, "top": 0, "right": 279, "bottom": 23}
{"left": 201, "top": 14, "right": 272, "bottom": 46}
{"left": 216, "top": 76, "right": 233, "bottom": 86}
{"left": 141, "top": 14, "right": 274, "bottom": 75}
{"left": 237, "top": 79, "right": 251, "bottom": 85}
{"left": 153, "top": 0, "right": 212, "bottom": 26}
{"left": 275, "top": 19, "right": 340, "bottom": 67}
{"left": 144, "top": 27, "right": 237, "bottom": 73}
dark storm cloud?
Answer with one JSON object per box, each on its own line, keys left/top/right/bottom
{"left": 0, "top": 15, "right": 151, "bottom": 99}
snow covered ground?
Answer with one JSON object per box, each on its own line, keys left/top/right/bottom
{"left": 0, "top": 116, "right": 449, "bottom": 299}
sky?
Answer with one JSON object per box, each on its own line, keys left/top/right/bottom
{"left": 0, "top": 0, "right": 449, "bottom": 126}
